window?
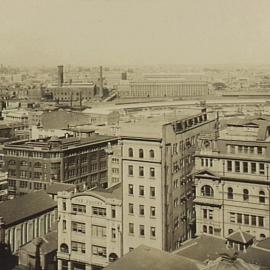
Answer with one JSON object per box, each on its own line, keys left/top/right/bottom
{"left": 128, "top": 148, "right": 133, "bottom": 157}
{"left": 92, "top": 207, "right": 106, "bottom": 216}
{"left": 129, "top": 247, "right": 134, "bottom": 252}
{"left": 201, "top": 185, "right": 214, "bottom": 197}
{"left": 34, "top": 162, "right": 42, "bottom": 168}
{"left": 139, "top": 225, "right": 145, "bottom": 236}
{"left": 149, "top": 150, "right": 155, "bottom": 158}
{"left": 243, "top": 162, "right": 248, "bottom": 173}
{"left": 227, "top": 187, "right": 233, "bottom": 199}
{"left": 237, "top": 213, "right": 242, "bottom": 224}
{"left": 72, "top": 222, "right": 85, "bottom": 233}
{"left": 257, "top": 147, "right": 263, "bottom": 155}
{"left": 150, "top": 227, "right": 156, "bottom": 238}
{"left": 230, "top": 212, "right": 235, "bottom": 223}
{"left": 250, "top": 146, "right": 254, "bottom": 154}
{"left": 139, "top": 166, "right": 144, "bottom": 177}
{"left": 92, "top": 245, "right": 107, "bottom": 257}
{"left": 128, "top": 165, "right": 134, "bottom": 176}
{"left": 150, "top": 187, "right": 155, "bottom": 198}
{"left": 92, "top": 225, "right": 106, "bottom": 237}
{"left": 251, "top": 215, "right": 256, "bottom": 226}
{"left": 201, "top": 159, "right": 204, "bottom": 166}
{"left": 19, "top": 181, "right": 27, "bottom": 188}
{"left": 230, "top": 145, "right": 235, "bottom": 154}
{"left": 150, "top": 206, "right": 156, "bottom": 217}
{"left": 209, "top": 226, "right": 213, "bottom": 234}
{"left": 129, "top": 203, "right": 134, "bottom": 214}
{"left": 72, "top": 204, "right": 86, "bottom": 214}
{"left": 139, "top": 149, "right": 144, "bottom": 158}
{"left": 71, "top": 241, "right": 85, "bottom": 253}
{"left": 60, "top": 243, "right": 69, "bottom": 253}
{"left": 209, "top": 210, "right": 213, "bottom": 220}
{"left": 243, "top": 189, "right": 249, "bottom": 201}
{"left": 129, "top": 223, "right": 134, "bottom": 234}
{"left": 139, "top": 185, "right": 144, "bottom": 196}
{"left": 227, "top": 161, "right": 232, "bottom": 172}
{"left": 129, "top": 184, "right": 134, "bottom": 195}
{"left": 235, "top": 161, "right": 240, "bottom": 172}
{"left": 259, "top": 191, "right": 265, "bottom": 203}
{"left": 228, "top": 229, "right": 233, "bottom": 235}
{"left": 244, "top": 214, "right": 249, "bottom": 225}
{"left": 259, "top": 163, "right": 265, "bottom": 175}
{"left": 258, "top": 216, "right": 264, "bottom": 227}
{"left": 203, "top": 209, "right": 207, "bottom": 219}
{"left": 150, "top": 168, "right": 155, "bottom": 178}
{"left": 139, "top": 205, "right": 145, "bottom": 216}
{"left": 111, "top": 206, "right": 116, "bottom": 218}
{"left": 112, "top": 228, "right": 116, "bottom": 239}
{"left": 62, "top": 201, "right": 66, "bottom": 211}
{"left": 63, "top": 220, "right": 67, "bottom": 231}
{"left": 251, "top": 163, "right": 256, "bottom": 174}
{"left": 203, "top": 225, "right": 207, "bottom": 233}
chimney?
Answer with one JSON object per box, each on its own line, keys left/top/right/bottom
{"left": 57, "top": 65, "right": 64, "bottom": 87}
{"left": 99, "top": 66, "right": 103, "bottom": 97}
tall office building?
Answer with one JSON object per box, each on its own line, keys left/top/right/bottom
{"left": 194, "top": 116, "right": 270, "bottom": 240}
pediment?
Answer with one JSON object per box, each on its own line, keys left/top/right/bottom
{"left": 195, "top": 169, "right": 220, "bottom": 179}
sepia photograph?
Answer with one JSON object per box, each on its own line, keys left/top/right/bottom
{"left": 0, "top": 0, "right": 270, "bottom": 269}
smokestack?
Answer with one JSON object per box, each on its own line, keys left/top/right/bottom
{"left": 99, "top": 66, "right": 103, "bottom": 97}
{"left": 57, "top": 65, "right": 64, "bottom": 87}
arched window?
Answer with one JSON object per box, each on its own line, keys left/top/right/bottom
{"left": 20, "top": 161, "right": 28, "bottom": 166}
{"left": 139, "top": 149, "right": 144, "bottom": 158}
{"left": 209, "top": 226, "right": 213, "bottom": 235}
{"left": 128, "top": 148, "right": 133, "bottom": 158}
{"left": 243, "top": 189, "right": 249, "bottom": 201}
{"left": 34, "top": 162, "right": 42, "bottom": 168}
{"left": 201, "top": 185, "right": 214, "bottom": 197}
{"left": 260, "top": 233, "right": 266, "bottom": 240}
{"left": 8, "top": 160, "right": 16, "bottom": 165}
{"left": 227, "top": 187, "right": 234, "bottom": 199}
{"left": 203, "top": 225, "right": 207, "bottom": 233}
{"left": 60, "top": 243, "right": 69, "bottom": 253}
{"left": 149, "top": 150, "right": 155, "bottom": 159}
{"left": 259, "top": 191, "right": 265, "bottom": 203}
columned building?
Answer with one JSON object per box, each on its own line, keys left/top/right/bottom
{"left": 194, "top": 116, "right": 270, "bottom": 240}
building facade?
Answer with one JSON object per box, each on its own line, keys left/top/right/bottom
{"left": 121, "top": 109, "right": 218, "bottom": 253}
{"left": 194, "top": 117, "right": 270, "bottom": 240}
{"left": 57, "top": 185, "right": 122, "bottom": 270}
{"left": 3, "top": 135, "right": 118, "bottom": 196}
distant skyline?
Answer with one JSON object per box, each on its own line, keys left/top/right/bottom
{"left": 1, "top": 0, "right": 270, "bottom": 67}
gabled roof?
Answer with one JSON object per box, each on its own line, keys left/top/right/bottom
{"left": 0, "top": 191, "right": 57, "bottom": 227}
{"left": 104, "top": 245, "right": 199, "bottom": 270}
{"left": 226, "top": 230, "right": 254, "bottom": 244}
{"left": 195, "top": 169, "right": 220, "bottom": 179}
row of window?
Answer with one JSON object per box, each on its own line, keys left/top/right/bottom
{"left": 128, "top": 165, "right": 155, "bottom": 178}
{"left": 201, "top": 185, "right": 266, "bottom": 203}
{"left": 128, "top": 204, "right": 156, "bottom": 217}
{"left": 70, "top": 204, "right": 116, "bottom": 218}
{"left": 128, "top": 184, "right": 156, "bottom": 198}
{"left": 128, "top": 148, "right": 155, "bottom": 159}
{"left": 227, "top": 145, "right": 265, "bottom": 155}
{"left": 227, "top": 160, "right": 266, "bottom": 175}
{"left": 229, "top": 212, "right": 264, "bottom": 227}
{"left": 9, "top": 179, "right": 45, "bottom": 190}
{"left": 128, "top": 223, "right": 156, "bottom": 238}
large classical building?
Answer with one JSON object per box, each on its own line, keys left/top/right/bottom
{"left": 57, "top": 184, "right": 122, "bottom": 270}
{"left": 194, "top": 116, "right": 270, "bottom": 240}
{"left": 0, "top": 190, "right": 57, "bottom": 254}
{"left": 106, "top": 108, "right": 218, "bottom": 253}
{"left": 3, "top": 134, "right": 118, "bottom": 196}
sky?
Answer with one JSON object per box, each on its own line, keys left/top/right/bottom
{"left": 0, "top": 0, "right": 270, "bottom": 67}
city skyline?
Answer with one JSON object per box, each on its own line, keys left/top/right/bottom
{"left": 1, "top": 0, "right": 270, "bottom": 66}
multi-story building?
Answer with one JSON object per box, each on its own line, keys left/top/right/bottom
{"left": 57, "top": 184, "right": 122, "bottom": 270}
{"left": 194, "top": 116, "right": 270, "bottom": 240}
{"left": 0, "top": 171, "right": 8, "bottom": 201}
{"left": 3, "top": 134, "right": 118, "bottom": 196}
{"left": 117, "top": 80, "right": 210, "bottom": 98}
{"left": 118, "top": 108, "right": 218, "bottom": 253}
{"left": 0, "top": 190, "right": 57, "bottom": 254}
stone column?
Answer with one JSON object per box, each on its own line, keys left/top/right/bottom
{"left": 68, "top": 261, "right": 72, "bottom": 270}
{"left": 58, "top": 259, "right": 62, "bottom": 270}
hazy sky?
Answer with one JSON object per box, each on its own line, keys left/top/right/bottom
{"left": 1, "top": 0, "right": 270, "bottom": 66}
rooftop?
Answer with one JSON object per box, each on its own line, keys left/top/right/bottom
{"left": 0, "top": 191, "right": 57, "bottom": 227}
{"left": 104, "top": 245, "right": 199, "bottom": 270}
{"left": 90, "top": 183, "right": 122, "bottom": 200}
{"left": 46, "top": 183, "right": 76, "bottom": 195}
{"left": 226, "top": 230, "right": 254, "bottom": 244}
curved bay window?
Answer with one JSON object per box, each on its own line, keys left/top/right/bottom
{"left": 201, "top": 185, "right": 214, "bottom": 197}
{"left": 227, "top": 187, "right": 234, "bottom": 199}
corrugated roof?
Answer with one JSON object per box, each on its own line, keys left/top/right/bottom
{"left": 0, "top": 191, "right": 57, "bottom": 226}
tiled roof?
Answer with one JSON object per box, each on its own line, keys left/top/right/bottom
{"left": 0, "top": 191, "right": 57, "bottom": 227}
{"left": 104, "top": 245, "right": 199, "bottom": 270}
